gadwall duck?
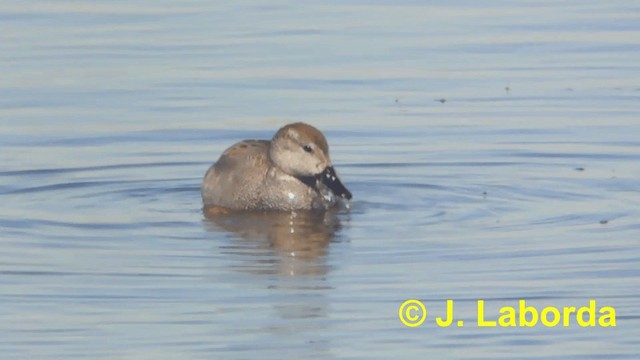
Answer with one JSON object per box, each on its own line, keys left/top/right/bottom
{"left": 202, "top": 122, "right": 351, "bottom": 211}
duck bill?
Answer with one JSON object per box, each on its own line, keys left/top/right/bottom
{"left": 318, "top": 166, "right": 352, "bottom": 200}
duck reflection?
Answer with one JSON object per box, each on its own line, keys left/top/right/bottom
{"left": 203, "top": 207, "right": 345, "bottom": 277}
{"left": 203, "top": 207, "right": 347, "bottom": 355}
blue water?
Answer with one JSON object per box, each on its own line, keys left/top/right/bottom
{"left": 1, "top": 1, "right": 639, "bottom": 359}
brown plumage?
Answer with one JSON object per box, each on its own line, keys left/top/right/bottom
{"left": 202, "top": 123, "right": 351, "bottom": 211}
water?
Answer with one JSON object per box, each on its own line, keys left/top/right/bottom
{"left": 1, "top": 1, "right": 639, "bottom": 359}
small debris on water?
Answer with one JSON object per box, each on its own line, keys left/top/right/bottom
{"left": 574, "top": 167, "right": 585, "bottom": 171}
{"left": 599, "top": 219, "right": 609, "bottom": 225}
{"left": 435, "top": 98, "right": 446, "bottom": 104}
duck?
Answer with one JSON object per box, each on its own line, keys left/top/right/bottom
{"left": 202, "top": 122, "right": 352, "bottom": 211}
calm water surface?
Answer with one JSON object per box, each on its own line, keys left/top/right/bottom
{"left": 1, "top": 1, "right": 639, "bottom": 359}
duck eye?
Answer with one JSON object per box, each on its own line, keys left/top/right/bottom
{"left": 303, "top": 145, "right": 313, "bottom": 153}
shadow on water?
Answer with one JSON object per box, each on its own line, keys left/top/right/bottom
{"left": 202, "top": 207, "right": 345, "bottom": 277}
